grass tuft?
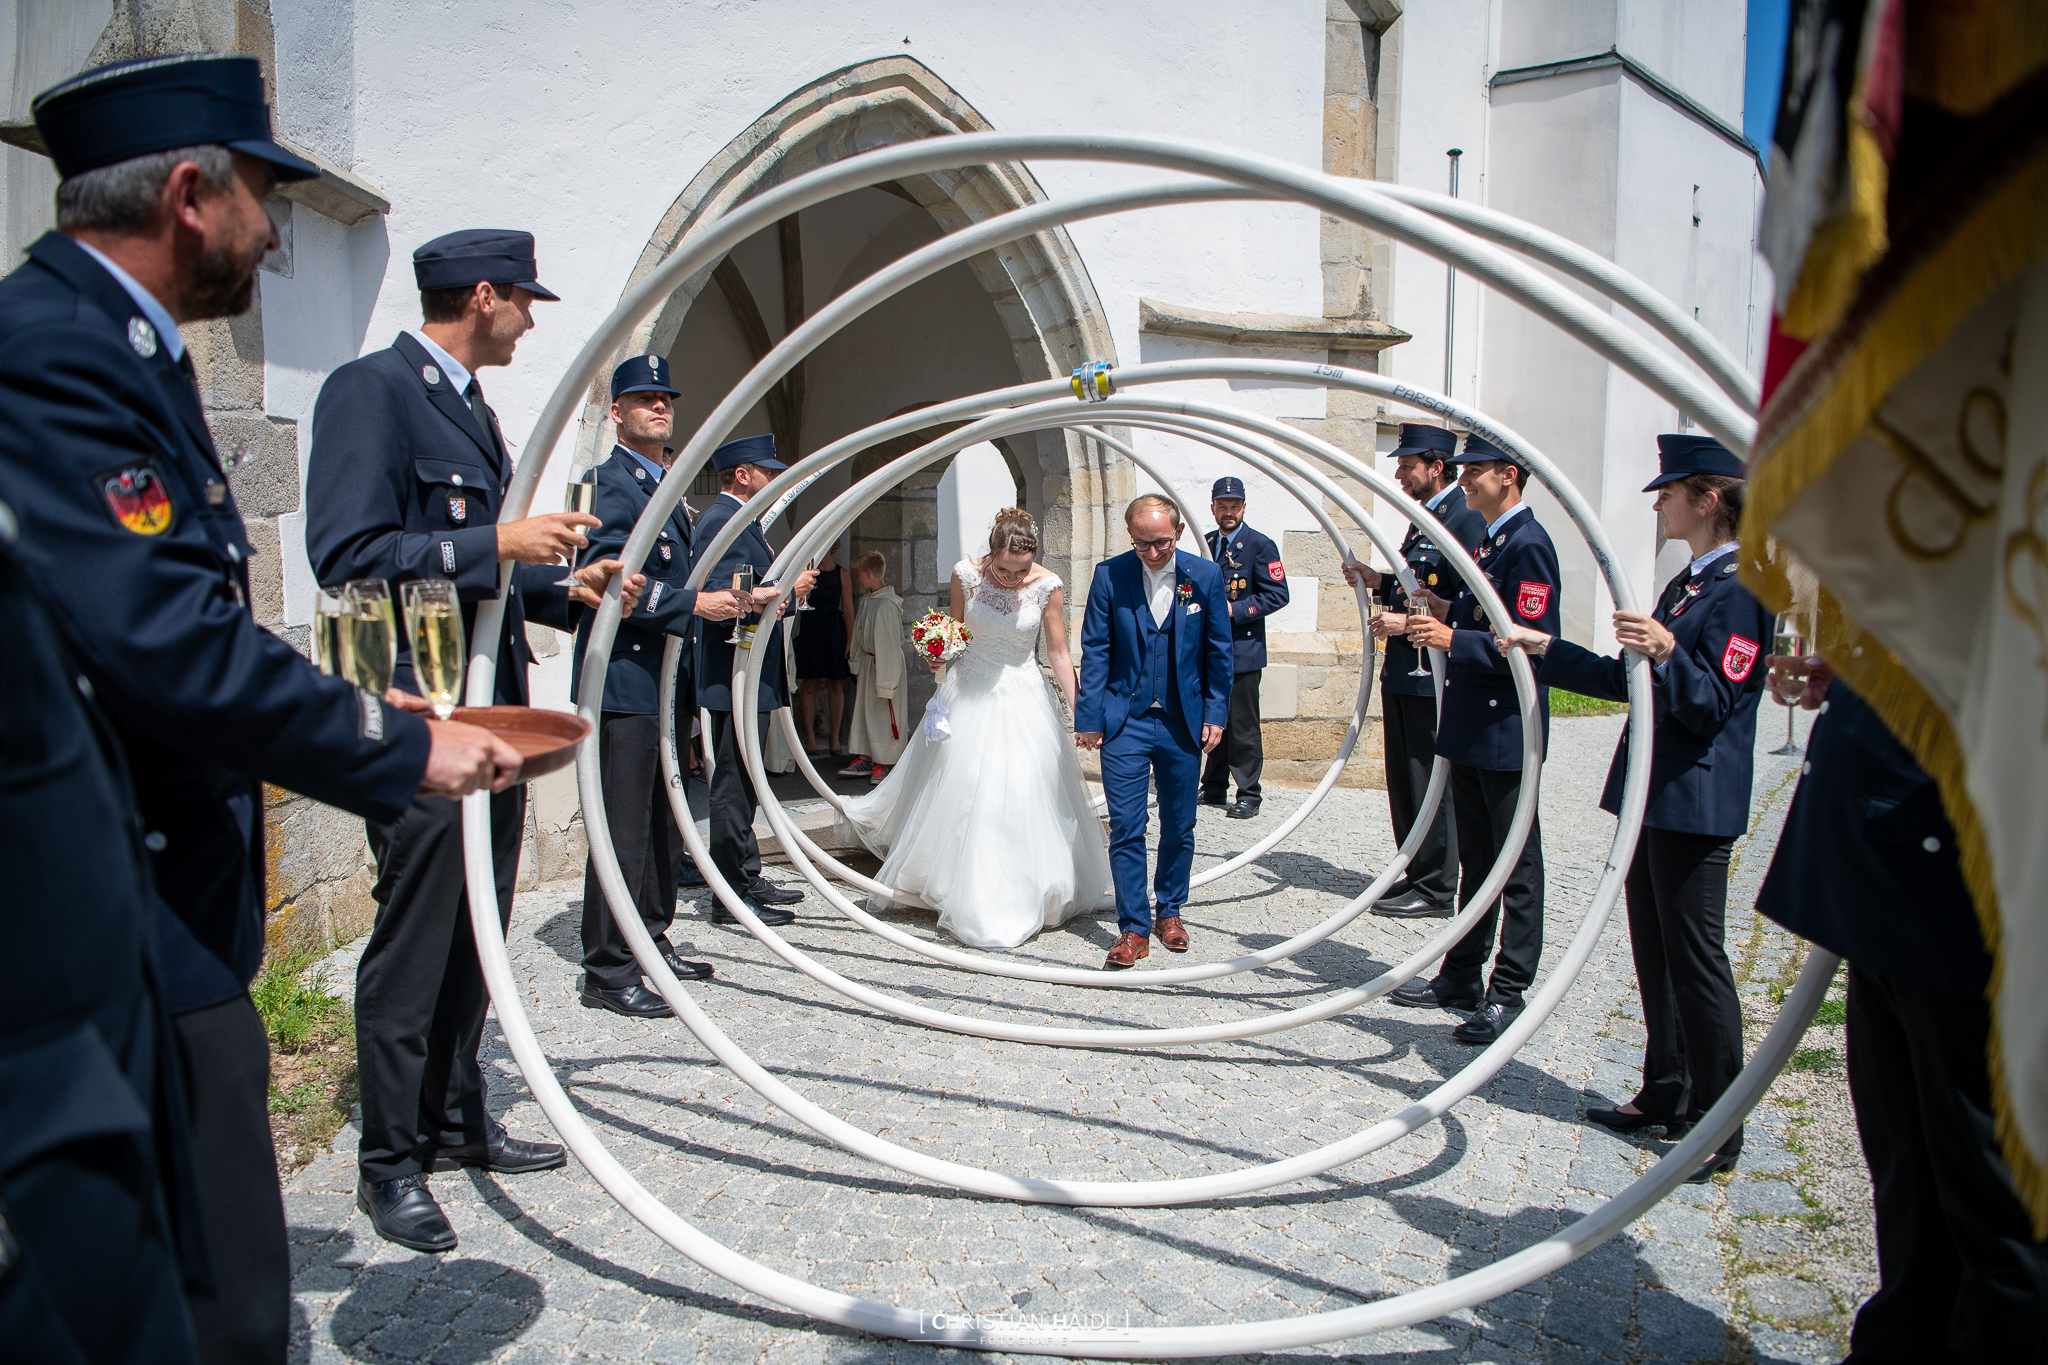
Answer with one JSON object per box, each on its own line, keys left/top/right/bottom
{"left": 250, "top": 947, "right": 357, "bottom": 1168}
{"left": 1550, "top": 689, "right": 1629, "bottom": 718}
{"left": 1789, "top": 1047, "right": 1842, "bottom": 1074}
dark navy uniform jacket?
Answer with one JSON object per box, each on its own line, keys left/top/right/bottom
{"left": 307, "top": 332, "right": 579, "bottom": 704}
{"left": 691, "top": 491, "right": 790, "bottom": 713}
{"left": 1434, "top": 503, "right": 1560, "bottom": 771}
{"left": 1205, "top": 522, "right": 1288, "bottom": 673}
{"left": 1542, "top": 552, "right": 1772, "bottom": 838}
{"left": 1380, "top": 485, "right": 1488, "bottom": 696}
{"left": 571, "top": 445, "right": 699, "bottom": 716}
{"left": 1757, "top": 681, "right": 1989, "bottom": 998}
{"left": 0, "top": 511, "right": 203, "bottom": 1363}
{"left": 0, "top": 234, "right": 430, "bottom": 1015}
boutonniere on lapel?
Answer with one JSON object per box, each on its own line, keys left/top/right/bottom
{"left": 1178, "top": 581, "right": 1199, "bottom": 614}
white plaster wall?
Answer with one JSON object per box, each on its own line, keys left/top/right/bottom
{"left": 272, "top": 0, "right": 355, "bottom": 167}
{"left": 0, "top": 0, "right": 112, "bottom": 267}
{"left": 937, "top": 442, "right": 1020, "bottom": 576}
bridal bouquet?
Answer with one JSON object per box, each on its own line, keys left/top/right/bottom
{"left": 909, "top": 609, "right": 971, "bottom": 665}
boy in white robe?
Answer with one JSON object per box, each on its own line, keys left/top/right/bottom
{"left": 841, "top": 553, "right": 907, "bottom": 782}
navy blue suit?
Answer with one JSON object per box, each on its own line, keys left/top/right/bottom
{"left": 1542, "top": 552, "right": 1771, "bottom": 1149}
{"left": 306, "top": 332, "right": 579, "bottom": 1185}
{"left": 0, "top": 511, "right": 201, "bottom": 1365}
{"left": 1078, "top": 550, "right": 1233, "bottom": 935}
{"left": 570, "top": 446, "right": 701, "bottom": 989}
{"left": 1758, "top": 683, "right": 2043, "bottom": 1355}
{"left": 688, "top": 490, "right": 789, "bottom": 896}
{"left": 0, "top": 235, "right": 433, "bottom": 1357}
{"left": 1375, "top": 484, "right": 1489, "bottom": 907}
{"left": 1201, "top": 522, "right": 1288, "bottom": 805}
{"left": 1430, "top": 503, "right": 1560, "bottom": 1008}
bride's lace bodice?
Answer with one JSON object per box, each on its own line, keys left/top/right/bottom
{"left": 956, "top": 558, "right": 1060, "bottom": 669}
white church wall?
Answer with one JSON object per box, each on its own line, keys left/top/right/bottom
{"left": 937, "top": 442, "right": 1022, "bottom": 576}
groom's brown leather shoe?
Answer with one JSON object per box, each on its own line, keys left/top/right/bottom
{"left": 1155, "top": 916, "right": 1189, "bottom": 952}
{"left": 1104, "top": 931, "right": 1150, "bottom": 969}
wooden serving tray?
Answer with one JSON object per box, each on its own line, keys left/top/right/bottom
{"left": 450, "top": 705, "right": 591, "bottom": 781}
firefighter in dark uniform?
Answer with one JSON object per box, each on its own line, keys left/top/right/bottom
{"left": 1505, "top": 436, "right": 1771, "bottom": 1181}
{"left": 570, "top": 356, "right": 740, "bottom": 1018}
{"left": 1343, "top": 424, "right": 1489, "bottom": 917}
{"left": 0, "top": 502, "right": 202, "bottom": 1365}
{"left": 0, "top": 57, "right": 519, "bottom": 1362}
{"left": 691, "top": 435, "right": 817, "bottom": 924}
{"left": 1758, "top": 665, "right": 2048, "bottom": 1357}
{"left": 307, "top": 231, "right": 639, "bottom": 1254}
{"left": 1200, "top": 476, "right": 1289, "bottom": 818}
{"left": 1392, "top": 434, "right": 1561, "bottom": 1045}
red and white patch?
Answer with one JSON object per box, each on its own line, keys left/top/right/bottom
{"left": 1722, "top": 634, "right": 1760, "bottom": 682}
{"left": 1267, "top": 560, "right": 1284, "bottom": 579}
{"left": 1515, "top": 580, "right": 1551, "bottom": 620}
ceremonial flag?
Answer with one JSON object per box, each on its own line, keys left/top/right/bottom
{"left": 1739, "top": 0, "right": 2048, "bottom": 1229}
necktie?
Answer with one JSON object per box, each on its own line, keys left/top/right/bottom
{"left": 464, "top": 377, "right": 494, "bottom": 447}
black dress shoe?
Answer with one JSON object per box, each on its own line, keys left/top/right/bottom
{"left": 1373, "top": 892, "right": 1456, "bottom": 919}
{"left": 658, "top": 949, "right": 715, "bottom": 982}
{"left": 676, "top": 860, "right": 707, "bottom": 889}
{"left": 1684, "top": 1150, "right": 1739, "bottom": 1184}
{"left": 1225, "top": 798, "right": 1261, "bottom": 820}
{"left": 1452, "top": 999, "right": 1525, "bottom": 1045}
{"left": 431, "top": 1127, "right": 568, "bottom": 1175}
{"left": 1198, "top": 789, "right": 1229, "bottom": 807}
{"left": 1585, "top": 1105, "right": 1687, "bottom": 1136}
{"left": 712, "top": 898, "right": 796, "bottom": 927}
{"left": 746, "top": 879, "right": 805, "bottom": 905}
{"left": 358, "top": 1173, "right": 456, "bottom": 1253}
{"left": 1390, "top": 979, "right": 1482, "bottom": 1011}
{"left": 582, "top": 981, "right": 675, "bottom": 1018}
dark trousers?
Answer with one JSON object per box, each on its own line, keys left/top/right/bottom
{"left": 1624, "top": 828, "right": 1744, "bottom": 1156}
{"left": 175, "top": 992, "right": 287, "bottom": 1365}
{"left": 1844, "top": 964, "right": 2048, "bottom": 1362}
{"left": 580, "top": 711, "right": 679, "bottom": 988}
{"left": 1382, "top": 688, "right": 1458, "bottom": 905}
{"left": 356, "top": 788, "right": 523, "bottom": 1183}
{"left": 704, "top": 708, "right": 765, "bottom": 895}
{"left": 1437, "top": 762, "right": 1544, "bottom": 1006}
{"left": 1201, "top": 668, "right": 1263, "bottom": 802}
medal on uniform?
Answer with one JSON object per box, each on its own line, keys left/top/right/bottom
{"left": 421, "top": 364, "right": 441, "bottom": 386}
{"left": 127, "top": 317, "right": 157, "bottom": 358}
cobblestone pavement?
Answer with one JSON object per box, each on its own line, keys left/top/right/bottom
{"left": 286, "top": 705, "right": 1871, "bottom": 1364}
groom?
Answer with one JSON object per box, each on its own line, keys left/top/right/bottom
{"left": 1077, "top": 494, "right": 1235, "bottom": 968}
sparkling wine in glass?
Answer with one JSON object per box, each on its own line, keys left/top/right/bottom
{"left": 401, "top": 579, "right": 466, "bottom": 720}
{"left": 1407, "top": 593, "right": 1436, "bottom": 677}
{"left": 556, "top": 478, "right": 599, "bottom": 587}
{"left": 727, "top": 565, "right": 756, "bottom": 644}
{"left": 341, "top": 579, "right": 397, "bottom": 698}
{"left": 1364, "top": 592, "right": 1383, "bottom": 652}
{"left": 1771, "top": 611, "right": 1808, "bottom": 705}
{"left": 312, "top": 592, "right": 343, "bottom": 676}
{"left": 795, "top": 557, "right": 818, "bottom": 611}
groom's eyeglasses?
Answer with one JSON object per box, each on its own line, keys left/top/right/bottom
{"left": 1131, "top": 535, "right": 1177, "bottom": 552}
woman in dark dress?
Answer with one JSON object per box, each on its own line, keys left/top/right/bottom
{"left": 1497, "top": 435, "right": 1773, "bottom": 1183}
{"left": 794, "top": 549, "right": 855, "bottom": 757}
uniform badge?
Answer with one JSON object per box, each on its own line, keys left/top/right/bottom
{"left": 1495, "top": 534, "right": 1507, "bottom": 547}
{"left": 634, "top": 466, "right": 646, "bottom": 481}
{"left": 648, "top": 582, "right": 665, "bottom": 611}
{"left": 1515, "top": 580, "right": 1550, "bottom": 620}
{"left": 1268, "top": 560, "right": 1283, "bottom": 579}
{"left": 659, "top": 542, "right": 673, "bottom": 563}
{"left": 448, "top": 496, "right": 467, "bottom": 524}
{"left": 1427, "top": 572, "right": 1439, "bottom": 586}
{"left": 97, "top": 463, "right": 173, "bottom": 535}
{"left": 127, "top": 317, "right": 157, "bottom": 358}
{"left": 422, "top": 364, "right": 441, "bottom": 386}
{"left": 1722, "top": 634, "right": 1760, "bottom": 682}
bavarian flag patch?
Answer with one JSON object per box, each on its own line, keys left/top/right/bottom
{"left": 97, "top": 462, "right": 174, "bottom": 535}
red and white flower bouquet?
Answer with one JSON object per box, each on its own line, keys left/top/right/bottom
{"left": 909, "top": 609, "right": 971, "bottom": 666}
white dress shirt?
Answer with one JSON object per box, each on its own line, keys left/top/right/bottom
{"left": 1143, "top": 558, "right": 1175, "bottom": 627}
{"left": 405, "top": 328, "right": 475, "bottom": 397}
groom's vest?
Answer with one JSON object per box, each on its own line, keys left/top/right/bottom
{"left": 1134, "top": 594, "right": 1186, "bottom": 732}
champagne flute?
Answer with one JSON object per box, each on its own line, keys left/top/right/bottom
{"left": 1407, "top": 593, "right": 1436, "bottom": 677}
{"left": 312, "top": 591, "right": 343, "bottom": 676}
{"left": 556, "top": 478, "right": 599, "bottom": 587}
{"left": 795, "top": 556, "right": 818, "bottom": 610}
{"left": 727, "top": 565, "right": 756, "bottom": 644}
{"left": 1364, "top": 591, "right": 1383, "bottom": 653}
{"left": 341, "top": 579, "right": 397, "bottom": 698}
{"left": 401, "top": 579, "right": 466, "bottom": 720}
{"left": 1770, "top": 610, "right": 1810, "bottom": 754}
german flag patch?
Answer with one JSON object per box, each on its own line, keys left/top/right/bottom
{"left": 96, "top": 462, "right": 174, "bottom": 536}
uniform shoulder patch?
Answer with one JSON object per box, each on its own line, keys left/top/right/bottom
{"left": 96, "top": 462, "right": 174, "bottom": 535}
{"left": 1722, "top": 634, "right": 1760, "bottom": 682}
{"left": 1267, "top": 560, "right": 1283, "bottom": 579}
{"left": 1515, "top": 580, "right": 1550, "bottom": 620}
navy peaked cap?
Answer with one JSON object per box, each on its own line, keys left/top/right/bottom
{"left": 32, "top": 53, "right": 318, "bottom": 182}
{"left": 611, "top": 354, "right": 679, "bottom": 399}
{"left": 1643, "top": 434, "right": 1745, "bottom": 490}
{"left": 1449, "top": 433, "right": 1525, "bottom": 468}
{"left": 1211, "top": 476, "right": 1246, "bottom": 501}
{"left": 713, "top": 433, "right": 786, "bottom": 472}
{"left": 1390, "top": 423, "right": 1457, "bottom": 460}
{"left": 413, "top": 229, "right": 560, "bottom": 301}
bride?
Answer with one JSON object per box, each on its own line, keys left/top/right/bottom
{"left": 835, "top": 509, "right": 1114, "bottom": 949}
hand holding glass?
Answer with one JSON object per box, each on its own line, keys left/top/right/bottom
{"left": 795, "top": 557, "right": 817, "bottom": 611}
{"left": 727, "top": 565, "right": 756, "bottom": 644}
{"left": 340, "top": 579, "right": 396, "bottom": 698}
{"left": 401, "top": 579, "right": 465, "bottom": 720}
{"left": 1770, "top": 611, "right": 1808, "bottom": 705}
{"left": 1406, "top": 595, "right": 1435, "bottom": 677}
{"left": 555, "top": 480, "right": 598, "bottom": 587}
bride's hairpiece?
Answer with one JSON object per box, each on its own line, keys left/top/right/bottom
{"left": 989, "top": 508, "right": 1038, "bottom": 557}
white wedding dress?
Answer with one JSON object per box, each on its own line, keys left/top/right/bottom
{"left": 834, "top": 559, "right": 1114, "bottom": 949}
